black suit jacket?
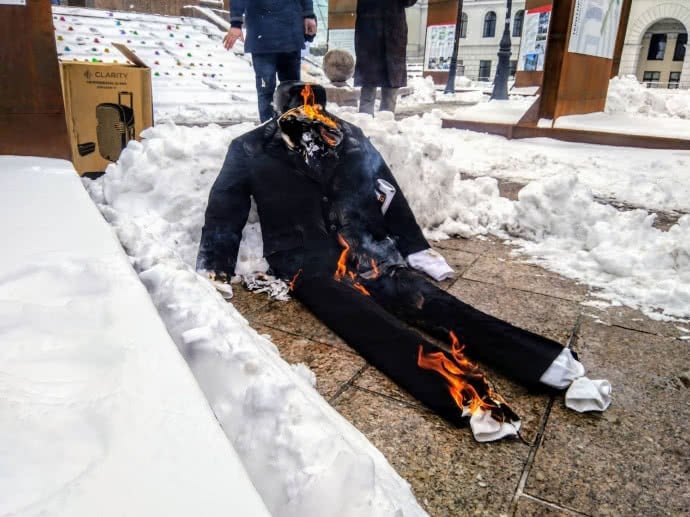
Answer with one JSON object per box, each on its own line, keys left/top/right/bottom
{"left": 197, "top": 117, "right": 429, "bottom": 280}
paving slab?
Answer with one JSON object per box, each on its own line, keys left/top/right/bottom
{"left": 229, "top": 284, "right": 273, "bottom": 317}
{"left": 447, "top": 278, "right": 580, "bottom": 345}
{"left": 332, "top": 387, "right": 531, "bottom": 517}
{"left": 247, "top": 296, "right": 351, "bottom": 350}
{"left": 430, "top": 236, "right": 494, "bottom": 256}
{"left": 580, "top": 298, "right": 690, "bottom": 340}
{"left": 462, "top": 255, "right": 589, "bottom": 302}
{"left": 513, "top": 497, "right": 578, "bottom": 516}
{"left": 251, "top": 324, "right": 366, "bottom": 401}
{"left": 525, "top": 319, "right": 690, "bottom": 516}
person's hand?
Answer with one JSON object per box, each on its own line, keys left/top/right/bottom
{"left": 223, "top": 27, "right": 243, "bottom": 50}
{"left": 304, "top": 18, "right": 317, "bottom": 38}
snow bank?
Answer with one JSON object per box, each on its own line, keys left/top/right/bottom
{"left": 0, "top": 156, "right": 268, "bottom": 517}
{"left": 86, "top": 124, "right": 427, "bottom": 517}
{"left": 606, "top": 75, "right": 690, "bottom": 119}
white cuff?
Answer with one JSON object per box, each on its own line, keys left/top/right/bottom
{"left": 565, "top": 377, "right": 612, "bottom": 412}
{"left": 406, "top": 248, "right": 455, "bottom": 281}
{"left": 466, "top": 407, "right": 521, "bottom": 442}
{"left": 539, "top": 348, "right": 585, "bottom": 389}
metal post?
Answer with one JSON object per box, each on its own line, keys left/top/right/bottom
{"left": 444, "top": 0, "right": 465, "bottom": 94}
{"left": 491, "top": 0, "right": 513, "bottom": 100}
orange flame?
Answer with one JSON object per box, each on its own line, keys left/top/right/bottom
{"left": 333, "top": 234, "right": 372, "bottom": 296}
{"left": 335, "top": 234, "right": 350, "bottom": 281}
{"left": 299, "top": 84, "right": 337, "bottom": 128}
{"left": 289, "top": 269, "right": 302, "bottom": 291}
{"left": 417, "top": 331, "right": 505, "bottom": 415}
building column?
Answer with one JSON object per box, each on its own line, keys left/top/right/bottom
{"left": 618, "top": 42, "right": 642, "bottom": 78}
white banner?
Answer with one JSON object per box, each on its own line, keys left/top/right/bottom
{"left": 0, "top": 0, "right": 27, "bottom": 4}
{"left": 568, "top": 0, "right": 623, "bottom": 59}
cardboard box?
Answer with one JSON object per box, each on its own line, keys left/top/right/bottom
{"left": 60, "top": 44, "right": 153, "bottom": 175}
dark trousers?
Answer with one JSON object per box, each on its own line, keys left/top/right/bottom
{"left": 292, "top": 268, "right": 563, "bottom": 426}
{"left": 252, "top": 51, "right": 302, "bottom": 122}
{"left": 359, "top": 86, "right": 399, "bottom": 115}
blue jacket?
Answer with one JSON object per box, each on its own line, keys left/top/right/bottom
{"left": 230, "top": 0, "right": 314, "bottom": 54}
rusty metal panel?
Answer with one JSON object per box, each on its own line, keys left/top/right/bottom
{"left": 0, "top": 0, "right": 71, "bottom": 159}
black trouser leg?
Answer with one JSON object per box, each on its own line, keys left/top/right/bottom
{"left": 292, "top": 273, "right": 466, "bottom": 426}
{"left": 363, "top": 269, "right": 564, "bottom": 388}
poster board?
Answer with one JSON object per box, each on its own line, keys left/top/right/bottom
{"left": 568, "top": 0, "right": 623, "bottom": 59}
{"left": 424, "top": 24, "right": 455, "bottom": 71}
{"left": 517, "top": 5, "right": 552, "bottom": 72}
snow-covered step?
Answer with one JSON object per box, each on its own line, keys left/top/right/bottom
{"left": 0, "top": 156, "right": 269, "bottom": 517}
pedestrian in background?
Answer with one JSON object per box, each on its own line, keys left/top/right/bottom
{"left": 224, "top": 0, "right": 317, "bottom": 123}
{"left": 354, "top": 0, "right": 417, "bottom": 115}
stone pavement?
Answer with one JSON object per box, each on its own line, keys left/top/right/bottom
{"left": 230, "top": 236, "right": 690, "bottom": 516}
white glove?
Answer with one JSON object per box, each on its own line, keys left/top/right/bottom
{"left": 200, "top": 270, "right": 234, "bottom": 300}
{"left": 466, "top": 406, "right": 521, "bottom": 442}
{"left": 540, "top": 348, "right": 585, "bottom": 389}
{"left": 565, "top": 377, "right": 612, "bottom": 412}
{"left": 406, "top": 248, "right": 455, "bottom": 281}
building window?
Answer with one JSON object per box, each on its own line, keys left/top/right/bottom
{"left": 513, "top": 10, "right": 524, "bottom": 37}
{"left": 647, "top": 34, "right": 667, "bottom": 60}
{"left": 669, "top": 71, "right": 681, "bottom": 88}
{"left": 510, "top": 60, "right": 517, "bottom": 77}
{"left": 642, "top": 71, "right": 660, "bottom": 86}
{"left": 673, "top": 33, "right": 687, "bottom": 61}
{"left": 478, "top": 60, "right": 492, "bottom": 80}
{"left": 483, "top": 12, "right": 497, "bottom": 38}
{"left": 459, "top": 13, "right": 468, "bottom": 39}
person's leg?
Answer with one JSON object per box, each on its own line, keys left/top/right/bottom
{"left": 358, "top": 86, "right": 376, "bottom": 115}
{"left": 276, "top": 51, "right": 302, "bottom": 82}
{"left": 379, "top": 87, "right": 399, "bottom": 113}
{"left": 364, "top": 268, "right": 564, "bottom": 388}
{"left": 291, "top": 273, "right": 473, "bottom": 427}
{"left": 251, "top": 53, "right": 278, "bottom": 122}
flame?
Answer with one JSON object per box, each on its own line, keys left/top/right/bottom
{"left": 289, "top": 269, "right": 302, "bottom": 291}
{"left": 299, "top": 84, "right": 337, "bottom": 128}
{"left": 334, "top": 234, "right": 371, "bottom": 296}
{"left": 335, "top": 234, "right": 350, "bottom": 281}
{"left": 417, "top": 331, "right": 506, "bottom": 415}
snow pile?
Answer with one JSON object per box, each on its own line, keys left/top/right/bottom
{"left": 508, "top": 174, "right": 690, "bottom": 319}
{"left": 87, "top": 124, "right": 427, "bottom": 517}
{"left": 606, "top": 75, "right": 690, "bottom": 119}
{"left": 0, "top": 157, "right": 269, "bottom": 517}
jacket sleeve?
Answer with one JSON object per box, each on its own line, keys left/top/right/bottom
{"left": 402, "top": 0, "right": 417, "bottom": 7}
{"left": 230, "top": 0, "right": 245, "bottom": 27}
{"left": 361, "top": 137, "right": 429, "bottom": 256}
{"left": 196, "top": 139, "right": 252, "bottom": 277}
{"left": 300, "top": 0, "right": 314, "bottom": 17}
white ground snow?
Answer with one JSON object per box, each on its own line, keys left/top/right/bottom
{"left": 0, "top": 156, "right": 269, "bottom": 517}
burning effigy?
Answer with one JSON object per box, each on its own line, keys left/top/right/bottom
{"left": 197, "top": 81, "right": 611, "bottom": 441}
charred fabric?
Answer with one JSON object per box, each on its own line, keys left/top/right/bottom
{"left": 197, "top": 81, "right": 611, "bottom": 442}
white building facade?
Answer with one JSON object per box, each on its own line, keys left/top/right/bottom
{"left": 404, "top": 0, "right": 689, "bottom": 88}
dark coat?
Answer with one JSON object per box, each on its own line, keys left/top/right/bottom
{"left": 197, "top": 117, "right": 429, "bottom": 280}
{"left": 354, "top": 0, "right": 417, "bottom": 88}
{"left": 230, "top": 0, "right": 314, "bottom": 54}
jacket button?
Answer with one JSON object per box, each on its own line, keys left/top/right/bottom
{"left": 322, "top": 196, "right": 329, "bottom": 203}
{"left": 330, "top": 224, "right": 337, "bottom": 231}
